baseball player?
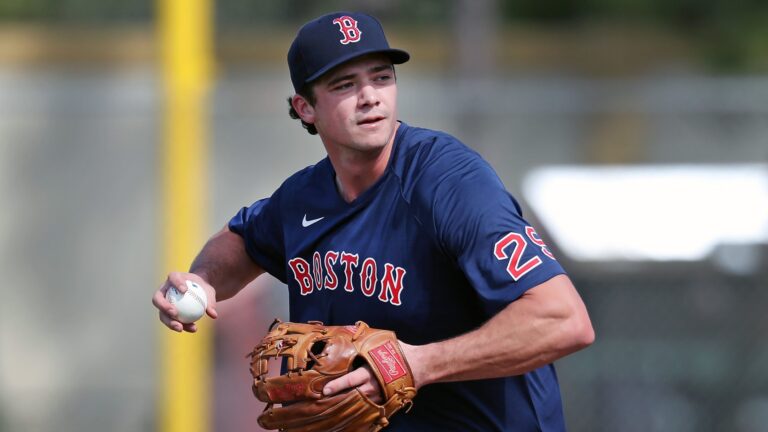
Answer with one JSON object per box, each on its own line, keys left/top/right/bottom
{"left": 153, "top": 11, "right": 594, "bottom": 431}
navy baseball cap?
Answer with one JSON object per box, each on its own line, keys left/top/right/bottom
{"left": 288, "top": 12, "right": 410, "bottom": 93}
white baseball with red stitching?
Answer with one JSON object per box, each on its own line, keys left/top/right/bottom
{"left": 166, "top": 280, "right": 207, "bottom": 323}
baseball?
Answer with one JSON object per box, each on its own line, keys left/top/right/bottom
{"left": 166, "top": 280, "right": 208, "bottom": 324}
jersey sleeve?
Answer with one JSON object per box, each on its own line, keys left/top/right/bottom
{"left": 228, "top": 192, "right": 287, "bottom": 283}
{"left": 411, "top": 138, "right": 565, "bottom": 316}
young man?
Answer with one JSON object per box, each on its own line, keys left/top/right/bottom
{"left": 153, "top": 11, "right": 594, "bottom": 431}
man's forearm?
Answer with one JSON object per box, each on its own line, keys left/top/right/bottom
{"left": 403, "top": 275, "right": 594, "bottom": 388}
{"left": 189, "top": 226, "right": 264, "bottom": 302}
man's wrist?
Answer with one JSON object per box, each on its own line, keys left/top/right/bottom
{"left": 188, "top": 266, "right": 212, "bottom": 285}
{"left": 399, "top": 342, "right": 436, "bottom": 389}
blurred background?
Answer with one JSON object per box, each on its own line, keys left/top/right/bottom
{"left": 1, "top": 0, "right": 767, "bottom": 431}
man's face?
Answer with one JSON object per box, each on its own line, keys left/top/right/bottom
{"left": 298, "top": 54, "right": 398, "bottom": 155}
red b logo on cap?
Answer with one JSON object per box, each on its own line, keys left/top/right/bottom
{"left": 332, "top": 16, "right": 362, "bottom": 45}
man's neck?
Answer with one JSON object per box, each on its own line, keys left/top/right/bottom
{"left": 332, "top": 145, "right": 391, "bottom": 203}
{"left": 328, "top": 125, "right": 399, "bottom": 203}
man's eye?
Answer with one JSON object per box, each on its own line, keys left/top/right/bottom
{"left": 334, "top": 82, "right": 353, "bottom": 91}
{"left": 375, "top": 75, "right": 392, "bottom": 82}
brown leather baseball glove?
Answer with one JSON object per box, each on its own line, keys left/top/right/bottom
{"left": 248, "top": 319, "right": 417, "bottom": 432}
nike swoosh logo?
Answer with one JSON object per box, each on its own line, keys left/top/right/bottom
{"left": 302, "top": 214, "right": 324, "bottom": 227}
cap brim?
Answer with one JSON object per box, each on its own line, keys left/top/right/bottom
{"left": 304, "top": 48, "right": 410, "bottom": 86}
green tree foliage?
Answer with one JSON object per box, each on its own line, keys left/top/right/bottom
{"left": 0, "top": 0, "right": 764, "bottom": 70}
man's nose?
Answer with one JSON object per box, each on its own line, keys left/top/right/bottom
{"left": 358, "top": 83, "right": 379, "bottom": 107}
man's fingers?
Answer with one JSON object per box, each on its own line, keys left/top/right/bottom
{"left": 159, "top": 311, "right": 183, "bottom": 332}
{"left": 323, "top": 367, "right": 369, "bottom": 396}
{"left": 323, "top": 367, "right": 382, "bottom": 402}
{"left": 158, "top": 309, "right": 200, "bottom": 333}
{"left": 169, "top": 273, "right": 218, "bottom": 319}
{"left": 154, "top": 272, "right": 216, "bottom": 331}
{"left": 152, "top": 288, "right": 176, "bottom": 316}
{"left": 154, "top": 281, "right": 184, "bottom": 332}
{"left": 167, "top": 272, "right": 187, "bottom": 293}
{"left": 356, "top": 382, "right": 383, "bottom": 404}
{"left": 206, "top": 305, "right": 218, "bottom": 319}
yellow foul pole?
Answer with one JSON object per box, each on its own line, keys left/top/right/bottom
{"left": 158, "top": 0, "right": 213, "bottom": 432}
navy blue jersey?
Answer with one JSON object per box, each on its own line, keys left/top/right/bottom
{"left": 229, "top": 122, "right": 567, "bottom": 431}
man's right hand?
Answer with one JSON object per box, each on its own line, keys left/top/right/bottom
{"left": 152, "top": 272, "right": 218, "bottom": 333}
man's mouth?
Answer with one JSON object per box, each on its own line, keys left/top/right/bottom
{"left": 357, "top": 116, "right": 384, "bottom": 126}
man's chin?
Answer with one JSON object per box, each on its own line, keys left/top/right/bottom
{"left": 351, "top": 132, "right": 388, "bottom": 148}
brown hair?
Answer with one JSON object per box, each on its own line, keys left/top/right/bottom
{"left": 287, "top": 86, "right": 318, "bottom": 135}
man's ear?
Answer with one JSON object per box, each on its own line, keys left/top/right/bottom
{"left": 291, "top": 94, "right": 315, "bottom": 124}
